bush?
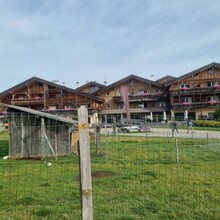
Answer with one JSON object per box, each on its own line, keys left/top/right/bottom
{"left": 194, "top": 120, "right": 220, "bottom": 128}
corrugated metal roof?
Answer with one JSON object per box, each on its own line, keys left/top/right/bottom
{"left": 4, "top": 104, "right": 76, "bottom": 124}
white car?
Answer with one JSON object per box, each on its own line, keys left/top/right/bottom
{"left": 118, "top": 125, "right": 140, "bottom": 133}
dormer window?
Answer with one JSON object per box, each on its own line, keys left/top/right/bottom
{"left": 90, "top": 86, "right": 99, "bottom": 94}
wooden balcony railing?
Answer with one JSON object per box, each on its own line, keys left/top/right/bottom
{"left": 11, "top": 98, "right": 44, "bottom": 105}
{"left": 170, "top": 87, "right": 220, "bottom": 96}
{"left": 172, "top": 101, "right": 219, "bottom": 109}
{"left": 113, "top": 94, "right": 167, "bottom": 104}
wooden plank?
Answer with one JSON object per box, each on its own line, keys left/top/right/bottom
{"left": 78, "top": 106, "right": 93, "bottom": 220}
{"left": 44, "top": 133, "right": 57, "bottom": 160}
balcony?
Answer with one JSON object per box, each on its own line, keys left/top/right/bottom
{"left": 170, "top": 87, "right": 219, "bottom": 96}
{"left": 113, "top": 94, "right": 167, "bottom": 104}
{"left": 99, "top": 106, "right": 170, "bottom": 115}
{"left": 172, "top": 101, "right": 219, "bottom": 110}
{"left": 11, "top": 98, "right": 44, "bottom": 105}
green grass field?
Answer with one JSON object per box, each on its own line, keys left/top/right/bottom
{"left": 0, "top": 131, "right": 220, "bottom": 219}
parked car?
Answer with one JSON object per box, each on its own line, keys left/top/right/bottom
{"left": 101, "top": 124, "right": 113, "bottom": 128}
{"left": 140, "top": 126, "right": 151, "bottom": 132}
{"left": 117, "top": 125, "right": 139, "bottom": 133}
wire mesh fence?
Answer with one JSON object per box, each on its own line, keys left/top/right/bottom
{"left": 0, "top": 110, "right": 81, "bottom": 220}
{"left": 89, "top": 122, "right": 220, "bottom": 219}
{"left": 1, "top": 114, "right": 220, "bottom": 219}
{"left": 0, "top": 131, "right": 81, "bottom": 220}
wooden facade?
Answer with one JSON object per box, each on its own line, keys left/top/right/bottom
{"left": 167, "top": 62, "right": 220, "bottom": 119}
{"left": 98, "top": 74, "right": 170, "bottom": 122}
{"left": 1, "top": 62, "right": 220, "bottom": 123}
{"left": 0, "top": 77, "right": 104, "bottom": 124}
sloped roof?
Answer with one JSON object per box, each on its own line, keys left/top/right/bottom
{"left": 165, "top": 62, "right": 220, "bottom": 86}
{"left": 156, "top": 75, "right": 176, "bottom": 85}
{"left": 99, "top": 74, "right": 162, "bottom": 93}
{"left": 0, "top": 76, "right": 104, "bottom": 103}
{"left": 75, "top": 81, "right": 107, "bottom": 93}
{"left": 3, "top": 104, "right": 76, "bottom": 124}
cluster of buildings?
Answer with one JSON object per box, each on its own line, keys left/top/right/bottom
{"left": 0, "top": 62, "right": 220, "bottom": 126}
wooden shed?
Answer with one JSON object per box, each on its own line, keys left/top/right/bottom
{"left": 4, "top": 104, "right": 77, "bottom": 159}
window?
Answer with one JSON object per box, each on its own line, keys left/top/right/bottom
{"left": 207, "top": 96, "right": 219, "bottom": 101}
{"left": 138, "top": 90, "right": 148, "bottom": 95}
{"left": 155, "top": 101, "right": 166, "bottom": 107}
{"left": 119, "top": 104, "right": 123, "bottom": 109}
{"left": 106, "top": 104, "right": 110, "bottom": 108}
{"left": 138, "top": 103, "right": 144, "bottom": 108}
{"left": 90, "top": 86, "right": 99, "bottom": 94}
{"left": 207, "top": 82, "right": 214, "bottom": 87}
{"left": 180, "top": 97, "right": 192, "bottom": 103}
{"left": 179, "top": 84, "right": 190, "bottom": 89}
{"left": 106, "top": 92, "right": 110, "bottom": 96}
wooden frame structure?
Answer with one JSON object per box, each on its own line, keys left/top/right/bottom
{"left": 5, "top": 104, "right": 77, "bottom": 159}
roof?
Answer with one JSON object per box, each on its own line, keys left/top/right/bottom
{"left": 3, "top": 104, "right": 76, "bottom": 124}
{"left": 155, "top": 75, "right": 176, "bottom": 85}
{"left": 0, "top": 76, "right": 104, "bottom": 103}
{"left": 99, "top": 74, "right": 163, "bottom": 93}
{"left": 75, "top": 81, "right": 106, "bottom": 91}
{"left": 165, "top": 62, "right": 220, "bottom": 86}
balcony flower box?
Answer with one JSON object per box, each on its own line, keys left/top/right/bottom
{"left": 182, "top": 102, "right": 190, "bottom": 105}
{"left": 141, "top": 92, "right": 148, "bottom": 96}
{"left": 208, "top": 100, "right": 217, "bottom": 105}
{"left": 213, "top": 84, "right": 220, "bottom": 89}
{"left": 34, "top": 96, "right": 41, "bottom": 100}
{"left": 156, "top": 92, "right": 161, "bottom": 96}
{"left": 64, "top": 107, "right": 72, "bottom": 111}
{"left": 182, "top": 86, "right": 189, "bottom": 91}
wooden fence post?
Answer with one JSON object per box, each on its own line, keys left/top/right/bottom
{"left": 95, "top": 125, "right": 101, "bottom": 156}
{"left": 176, "top": 138, "right": 179, "bottom": 164}
{"left": 78, "top": 106, "right": 93, "bottom": 220}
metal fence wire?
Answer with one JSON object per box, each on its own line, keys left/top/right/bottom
{"left": 0, "top": 112, "right": 81, "bottom": 220}
{"left": 89, "top": 120, "right": 220, "bottom": 220}
{"left": 1, "top": 113, "right": 220, "bottom": 219}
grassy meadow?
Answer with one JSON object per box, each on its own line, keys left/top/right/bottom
{"left": 0, "top": 131, "right": 220, "bottom": 219}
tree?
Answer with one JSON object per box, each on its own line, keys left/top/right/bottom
{"left": 213, "top": 107, "right": 220, "bottom": 119}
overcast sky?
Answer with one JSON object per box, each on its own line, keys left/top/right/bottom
{"left": 1, "top": 0, "right": 220, "bottom": 92}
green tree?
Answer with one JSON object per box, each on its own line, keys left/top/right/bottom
{"left": 213, "top": 107, "right": 220, "bottom": 119}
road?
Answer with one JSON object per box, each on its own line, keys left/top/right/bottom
{"left": 99, "top": 127, "right": 220, "bottom": 140}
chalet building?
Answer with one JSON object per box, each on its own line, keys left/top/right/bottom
{"left": 0, "top": 77, "right": 104, "bottom": 124}
{"left": 97, "top": 74, "right": 170, "bottom": 123}
{"left": 1, "top": 62, "right": 220, "bottom": 125}
{"left": 75, "top": 81, "right": 107, "bottom": 96}
{"left": 166, "top": 62, "right": 220, "bottom": 120}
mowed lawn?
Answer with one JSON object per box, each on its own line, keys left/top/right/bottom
{"left": 0, "top": 131, "right": 220, "bottom": 219}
